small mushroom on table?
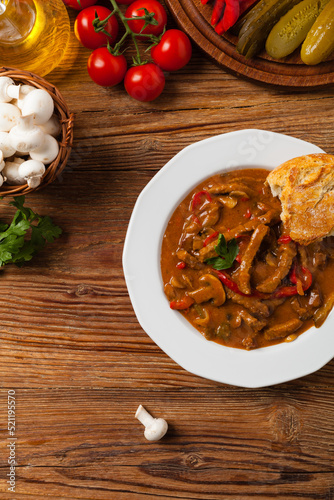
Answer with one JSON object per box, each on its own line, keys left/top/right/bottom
{"left": 135, "top": 405, "right": 168, "bottom": 441}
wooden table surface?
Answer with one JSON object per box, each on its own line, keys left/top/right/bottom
{"left": 1, "top": 4, "right": 334, "bottom": 500}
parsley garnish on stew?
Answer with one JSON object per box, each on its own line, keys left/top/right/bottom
{"left": 204, "top": 233, "right": 239, "bottom": 270}
{"left": 0, "top": 196, "right": 62, "bottom": 267}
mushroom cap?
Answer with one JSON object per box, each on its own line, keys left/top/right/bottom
{"left": 0, "top": 103, "right": 21, "bottom": 132}
{"left": 21, "top": 89, "right": 54, "bottom": 125}
{"left": 18, "top": 159, "right": 46, "bottom": 188}
{"left": 9, "top": 116, "right": 45, "bottom": 153}
{"left": 143, "top": 418, "right": 168, "bottom": 441}
{"left": 30, "top": 134, "right": 59, "bottom": 164}
{"left": 0, "top": 131, "right": 16, "bottom": 158}
{"left": 18, "top": 159, "right": 45, "bottom": 177}
{"left": 3, "top": 161, "right": 25, "bottom": 185}
{"left": 0, "top": 76, "right": 15, "bottom": 103}
{"left": 39, "top": 114, "right": 61, "bottom": 137}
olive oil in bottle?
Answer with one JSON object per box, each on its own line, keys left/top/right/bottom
{"left": 0, "top": 0, "right": 70, "bottom": 76}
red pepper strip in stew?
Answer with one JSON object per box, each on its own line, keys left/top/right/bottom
{"left": 203, "top": 230, "right": 219, "bottom": 247}
{"left": 278, "top": 235, "right": 292, "bottom": 244}
{"left": 215, "top": 270, "right": 250, "bottom": 297}
{"left": 170, "top": 295, "right": 195, "bottom": 310}
{"left": 211, "top": 0, "right": 225, "bottom": 25}
{"left": 215, "top": 0, "right": 239, "bottom": 34}
{"left": 273, "top": 265, "right": 313, "bottom": 298}
{"left": 176, "top": 261, "right": 186, "bottom": 269}
{"left": 290, "top": 264, "right": 312, "bottom": 290}
{"left": 191, "top": 189, "right": 212, "bottom": 211}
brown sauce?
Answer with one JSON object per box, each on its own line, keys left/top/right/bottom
{"left": 161, "top": 168, "right": 334, "bottom": 350}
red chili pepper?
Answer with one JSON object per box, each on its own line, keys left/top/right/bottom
{"left": 273, "top": 264, "right": 313, "bottom": 298}
{"left": 203, "top": 230, "right": 219, "bottom": 247}
{"left": 272, "top": 286, "right": 299, "bottom": 299}
{"left": 215, "top": 270, "right": 249, "bottom": 296}
{"left": 235, "top": 254, "right": 242, "bottom": 263}
{"left": 214, "top": 270, "right": 267, "bottom": 298}
{"left": 290, "top": 263, "right": 312, "bottom": 291}
{"left": 215, "top": 0, "right": 240, "bottom": 35}
{"left": 201, "top": 0, "right": 210, "bottom": 4}
{"left": 236, "top": 233, "right": 251, "bottom": 239}
{"left": 278, "top": 235, "right": 292, "bottom": 244}
{"left": 176, "top": 261, "right": 186, "bottom": 269}
{"left": 244, "top": 208, "right": 252, "bottom": 219}
{"left": 211, "top": 0, "right": 225, "bottom": 25}
{"left": 301, "top": 266, "right": 312, "bottom": 291}
{"left": 170, "top": 295, "right": 194, "bottom": 310}
{"left": 191, "top": 189, "right": 212, "bottom": 211}
{"left": 240, "top": 197, "right": 250, "bottom": 202}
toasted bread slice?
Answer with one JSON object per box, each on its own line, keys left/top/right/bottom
{"left": 266, "top": 153, "right": 334, "bottom": 245}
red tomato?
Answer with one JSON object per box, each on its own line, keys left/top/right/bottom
{"left": 116, "top": 0, "right": 136, "bottom": 4}
{"left": 124, "top": 63, "right": 165, "bottom": 101}
{"left": 125, "top": 0, "right": 167, "bottom": 36}
{"left": 151, "top": 29, "right": 192, "bottom": 71}
{"left": 87, "top": 48, "right": 127, "bottom": 87}
{"left": 74, "top": 6, "right": 119, "bottom": 50}
{"left": 63, "top": 0, "right": 97, "bottom": 9}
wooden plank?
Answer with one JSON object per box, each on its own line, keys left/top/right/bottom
{"left": 1, "top": 389, "right": 334, "bottom": 499}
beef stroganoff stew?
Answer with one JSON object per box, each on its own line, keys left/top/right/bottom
{"left": 161, "top": 168, "right": 334, "bottom": 350}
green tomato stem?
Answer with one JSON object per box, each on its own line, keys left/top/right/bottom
{"left": 107, "top": 0, "right": 156, "bottom": 64}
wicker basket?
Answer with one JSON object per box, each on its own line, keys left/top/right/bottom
{"left": 0, "top": 67, "right": 74, "bottom": 196}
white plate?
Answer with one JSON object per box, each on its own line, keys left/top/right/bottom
{"left": 122, "top": 129, "right": 333, "bottom": 388}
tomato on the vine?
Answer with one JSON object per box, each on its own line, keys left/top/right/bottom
{"left": 124, "top": 63, "right": 165, "bottom": 102}
{"left": 125, "top": 0, "right": 167, "bottom": 36}
{"left": 63, "top": 0, "right": 97, "bottom": 9}
{"left": 74, "top": 6, "right": 119, "bottom": 50}
{"left": 87, "top": 48, "right": 127, "bottom": 87}
{"left": 151, "top": 29, "right": 192, "bottom": 71}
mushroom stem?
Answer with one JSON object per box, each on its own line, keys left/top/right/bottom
{"left": 135, "top": 405, "right": 168, "bottom": 441}
{"left": 7, "top": 84, "right": 20, "bottom": 100}
{"left": 135, "top": 405, "right": 154, "bottom": 426}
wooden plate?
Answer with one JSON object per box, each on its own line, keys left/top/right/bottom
{"left": 164, "top": 0, "right": 334, "bottom": 88}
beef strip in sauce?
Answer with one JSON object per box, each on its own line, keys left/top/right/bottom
{"left": 161, "top": 169, "right": 334, "bottom": 350}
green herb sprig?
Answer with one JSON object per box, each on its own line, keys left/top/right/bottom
{"left": 205, "top": 233, "right": 239, "bottom": 270}
{"left": 0, "top": 196, "right": 62, "bottom": 267}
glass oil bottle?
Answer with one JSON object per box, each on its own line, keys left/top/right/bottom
{"left": 0, "top": 0, "right": 70, "bottom": 76}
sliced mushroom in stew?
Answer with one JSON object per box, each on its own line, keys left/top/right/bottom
{"left": 160, "top": 169, "right": 334, "bottom": 350}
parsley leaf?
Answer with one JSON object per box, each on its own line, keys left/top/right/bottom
{"left": 205, "top": 233, "right": 239, "bottom": 270}
{"left": 0, "top": 196, "right": 62, "bottom": 267}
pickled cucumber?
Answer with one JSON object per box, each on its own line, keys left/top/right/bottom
{"left": 236, "top": 0, "right": 301, "bottom": 59}
{"left": 301, "top": 0, "right": 334, "bottom": 65}
{"left": 266, "top": 0, "right": 330, "bottom": 59}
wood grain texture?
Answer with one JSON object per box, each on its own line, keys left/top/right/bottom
{"left": 0, "top": 5, "right": 334, "bottom": 500}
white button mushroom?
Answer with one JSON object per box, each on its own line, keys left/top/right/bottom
{"left": 12, "top": 84, "right": 35, "bottom": 110}
{"left": 0, "top": 131, "right": 16, "bottom": 157}
{"left": 18, "top": 159, "right": 45, "bottom": 188}
{"left": 135, "top": 405, "right": 168, "bottom": 441}
{"left": 9, "top": 114, "right": 45, "bottom": 153}
{"left": 39, "top": 114, "right": 61, "bottom": 137}
{"left": 0, "top": 103, "right": 21, "bottom": 132}
{"left": 0, "top": 150, "right": 5, "bottom": 172}
{"left": 3, "top": 158, "right": 25, "bottom": 185}
{"left": 0, "top": 77, "right": 21, "bottom": 103}
{"left": 21, "top": 89, "right": 54, "bottom": 125}
{"left": 30, "top": 134, "right": 59, "bottom": 164}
